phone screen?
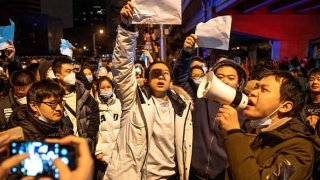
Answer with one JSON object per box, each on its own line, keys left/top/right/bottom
{"left": 10, "top": 141, "right": 76, "bottom": 179}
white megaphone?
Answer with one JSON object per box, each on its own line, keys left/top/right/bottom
{"left": 197, "top": 71, "right": 248, "bottom": 109}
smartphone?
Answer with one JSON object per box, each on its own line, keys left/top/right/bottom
{"left": 10, "top": 141, "right": 77, "bottom": 179}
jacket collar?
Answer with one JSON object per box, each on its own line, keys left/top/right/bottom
{"left": 139, "top": 85, "right": 189, "bottom": 117}
{"left": 75, "top": 81, "right": 90, "bottom": 108}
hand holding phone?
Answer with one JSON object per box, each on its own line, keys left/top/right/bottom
{"left": 10, "top": 140, "right": 76, "bottom": 179}
{"left": 0, "top": 134, "right": 29, "bottom": 179}
{"left": 46, "top": 135, "right": 94, "bottom": 180}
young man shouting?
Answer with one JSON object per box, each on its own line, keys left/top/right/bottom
{"left": 216, "top": 70, "right": 320, "bottom": 179}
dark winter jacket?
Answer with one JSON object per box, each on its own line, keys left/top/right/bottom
{"left": 173, "top": 49, "right": 247, "bottom": 179}
{"left": 74, "top": 81, "right": 100, "bottom": 151}
{"left": 0, "top": 92, "right": 21, "bottom": 131}
{"left": 224, "top": 117, "right": 320, "bottom": 180}
{"left": 8, "top": 105, "right": 73, "bottom": 141}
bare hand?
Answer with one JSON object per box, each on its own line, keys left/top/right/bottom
{"left": 215, "top": 105, "right": 240, "bottom": 131}
{"left": 0, "top": 134, "right": 29, "bottom": 179}
{"left": 120, "top": 1, "right": 134, "bottom": 24}
{"left": 183, "top": 34, "right": 197, "bottom": 49}
{"left": 45, "top": 135, "right": 94, "bottom": 180}
{"left": 4, "top": 40, "right": 15, "bottom": 61}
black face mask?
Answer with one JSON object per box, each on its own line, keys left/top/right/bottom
{"left": 149, "top": 69, "right": 167, "bottom": 80}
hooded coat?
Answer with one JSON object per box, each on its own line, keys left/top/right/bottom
{"left": 173, "top": 50, "right": 248, "bottom": 179}
{"left": 105, "top": 25, "right": 193, "bottom": 180}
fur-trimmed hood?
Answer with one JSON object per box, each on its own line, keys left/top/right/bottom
{"left": 170, "top": 85, "right": 194, "bottom": 111}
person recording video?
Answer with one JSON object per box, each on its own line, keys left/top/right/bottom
{"left": 0, "top": 135, "right": 94, "bottom": 180}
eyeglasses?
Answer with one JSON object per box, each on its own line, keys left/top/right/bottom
{"left": 39, "top": 100, "right": 65, "bottom": 110}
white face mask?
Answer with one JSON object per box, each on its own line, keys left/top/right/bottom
{"left": 100, "top": 90, "right": 113, "bottom": 98}
{"left": 250, "top": 104, "right": 284, "bottom": 129}
{"left": 47, "top": 70, "right": 56, "bottom": 79}
{"left": 202, "top": 66, "right": 208, "bottom": 74}
{"left": 63, "top": 72, "right": 76, "bottom": 86}
{"left": 192, "top": 77, "right": 203, "bottom": 85}
{"left": 36, "top": 106, "right": 55, "bottom": 124}
{"left": 86, "top": 75, "right": 93, "bottom": 83}
{"left": 16, "top": 96, "right": 27, "bottom": 105}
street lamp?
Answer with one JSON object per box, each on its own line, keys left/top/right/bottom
{"left": 93, "top": 29, "right": 104, "bottom": 56}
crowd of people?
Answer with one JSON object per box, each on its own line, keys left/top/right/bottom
{"left": 1, "top": 1, "right": 320, "bottom": 180}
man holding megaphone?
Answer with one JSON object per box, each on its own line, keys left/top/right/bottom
{"left": 216, "top": 70, "right": 320, "bottom": 179}
{"left": 173, "top": 34, "right": 248, "bottom": 179}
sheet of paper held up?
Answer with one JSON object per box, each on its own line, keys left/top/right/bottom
{"left": 0, "top": 19, "right": 15, "bottom": 50}
{"left": 60, "top": 39, "right": 74, "bottom": 58}
{"left": 195, "top": 16, "right": 232, "bottom": 50}
{"left": 132, "top": 0, "right": 181, "bottom": 24}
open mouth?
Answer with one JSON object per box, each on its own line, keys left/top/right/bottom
{"left": 157, "top": 82, "right": 165, "bottom": 86}
{"left": 247, "top": 100, "right": 254, "bottom": 106}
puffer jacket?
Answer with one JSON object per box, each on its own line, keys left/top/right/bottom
{"left": 173, "top": 49, "right": 247, "bottom": 179}
{"left": 95, "top": 94, "right": 122, "bottom": 163}
{"left": 224, "top": 117, "right": 320, "bottom": 180}
{"left": 73, "top": 81, "right": 100, "bottom": 152}
{"left": 105, "top": 25, "right": 193, "bottom": 180}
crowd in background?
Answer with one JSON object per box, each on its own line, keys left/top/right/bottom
{"left": 1, "top": 2, "right": 320, "bottom": 180}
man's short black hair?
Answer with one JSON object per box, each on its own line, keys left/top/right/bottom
{"left": 307, "top": 68, "right": 320, "bottom": 80}
{"left": 52, "top": 56, "right": 73, "bottom": 74}
{"left": 145, "top": 61, "right": 172, "bottom": 80}
{"left": 191, "top": 56, "right": 204, "bottom": 64}
{"left": 250, "top": 62, "right": 274, "bottom": 80}
{"left": 262, "top": 70, "right": 304, "bottom": 118}
{"left": 27, "top": 79, "right": 65, "bottom": 105}
{"left": 10, "top": 70, "right": 35, "bottom": 87}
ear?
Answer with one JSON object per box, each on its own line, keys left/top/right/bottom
{"left": 55, "top": 72, "right": 62, "bottom": 80}
{"left": 278, "top": 101, "right": 293, "bottom": 114}
{"left": 29, "top": 101, "right": 39, "bottom": 115}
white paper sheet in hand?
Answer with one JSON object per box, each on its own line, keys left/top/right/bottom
{"left": 0, "top": 19, "right": 15, "bottom": 50}
{"left": 60, "top": 39, "right": 73, "bottom": 58}
{"left": 195, "top": 16, "right": 232, "bottom": 50}
{"left": 132, "top": 0, "right": 181, "bottom": 24}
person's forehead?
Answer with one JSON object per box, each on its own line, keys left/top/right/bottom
{"left": 101, "top": 80, "right": 111, "bottom": 86}
{"left": 192, "top": 68, "right": 204, "bottom": 74}
{"left": 260, "top": 76, "right": 281, "bottom": 87}
{"left": 62, "top": 63, "right": 73, "bottom": 69}
{"left": 216, "top": 66, "right": 238, "bottom": 75}
{"left": 191, "top": 61, "right": 204, "bottom": 66}
{"left": 150, "top": 63, "right": 169, "bottom": 71}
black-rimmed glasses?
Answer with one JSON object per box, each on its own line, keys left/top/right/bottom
{"left": 38, "top": 100, "right": 66, "bottom": 110}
